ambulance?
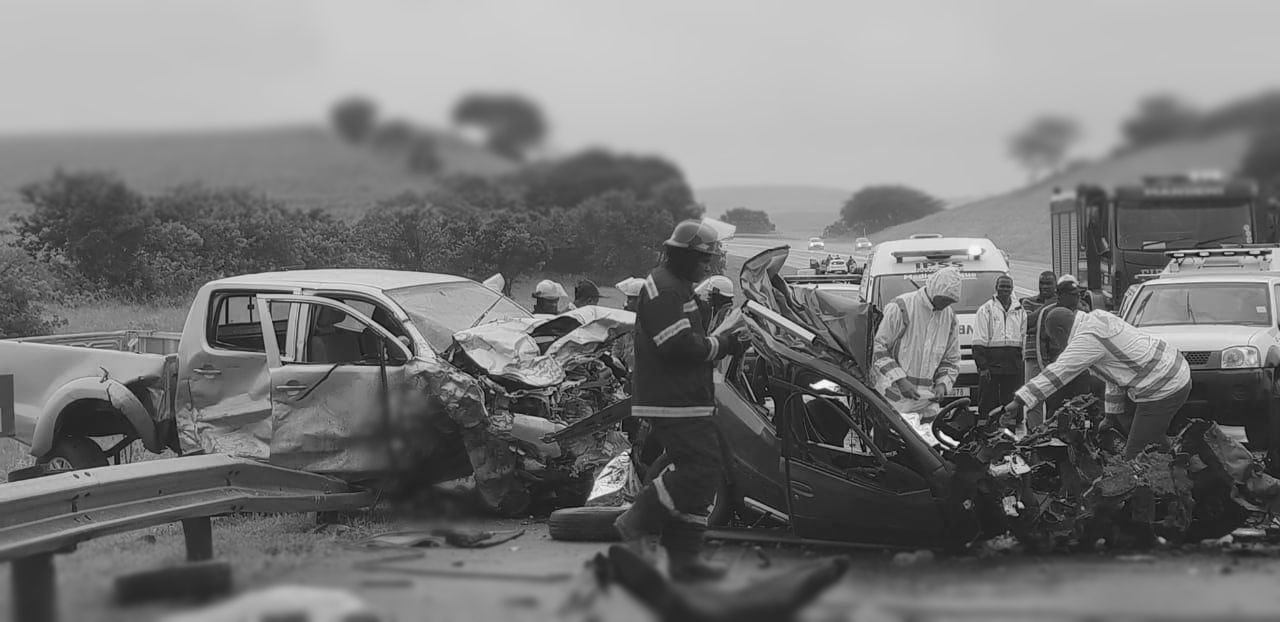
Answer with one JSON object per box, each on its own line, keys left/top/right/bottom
{"left": 859, "top": 235, "right": 1012, "bottom": 403}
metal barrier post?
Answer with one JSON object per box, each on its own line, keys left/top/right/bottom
{"left": 182, "top": 517, "right": 213, "bottom": 561}
{"left": 13, "top": 553, "right": 56, "bottom": 622}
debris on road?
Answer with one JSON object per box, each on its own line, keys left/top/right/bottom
{"left": 955, "top": 395, "right": 1280, "bottom": 553}
{"left": 597, "top": 545, "right": 849, "bottom": 622}
{"left": 356, "top": 527, "right": 525, "bottom": 549}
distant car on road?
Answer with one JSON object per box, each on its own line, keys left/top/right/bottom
{"left": 808, "top": 237, "right": 825, "bottom": 250}
{"left": 827, "top": 258, "right": 850, "bottom": 274}
{"left": 855, "top": 237, "right": 873, "bottom": 251}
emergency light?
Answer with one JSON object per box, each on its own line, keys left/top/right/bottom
{"left": 891, "top": 248, "right": 984, "bottom": 263}
{"left": 1163, "top": 247, "right": 1276, "bottom": 273}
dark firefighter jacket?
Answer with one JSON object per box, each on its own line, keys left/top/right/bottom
{"left": 632, "top": 266, "right": 737, "bottom": 418}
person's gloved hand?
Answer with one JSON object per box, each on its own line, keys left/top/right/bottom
{"left": 995, "top": 399, "right": 1024, "bottom": 429}
{"left": 894, "top": 378, "right": 920, "bottom": 400}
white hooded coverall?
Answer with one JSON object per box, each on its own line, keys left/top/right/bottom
{"left": 872, "top": 267, "right": 962, "bottom": 423}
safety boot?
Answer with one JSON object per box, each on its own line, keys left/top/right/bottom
{"left": 661, "top": 520, "right": 728, "bottom": 582}
{"left": 614, "top": 486, "right": 666, "bottom": 560}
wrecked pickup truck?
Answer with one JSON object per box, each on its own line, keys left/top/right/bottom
{"left": 560, "top": 246, "right": 1280, "bottom": 551}
{"left": 0, "top": 269, "right": 632, "bottom": 515}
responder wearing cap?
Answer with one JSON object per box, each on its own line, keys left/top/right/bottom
{"left": 1035, "top": 275, "right": 1096, "bottom": 420}
{"left": 998, "top": 306, "right": 1190, "bottom": 459}
{"left": 614, "top": 219, "right": 742, "bottom": 582}
{"left": 532, "top": 279, "right": 566, "bottom": 316}
{"left": 695, "top": 274, "right": 735, "bottom": 330}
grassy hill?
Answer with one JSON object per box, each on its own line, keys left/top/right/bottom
{"left": 865, "top": 131, "right": 1253, "bottom": 263}
{"left": 696, "top": 184, "right": 852, "bottom": 237}
{"left": 0, "top": 125, "right": 516, "bottom": 222}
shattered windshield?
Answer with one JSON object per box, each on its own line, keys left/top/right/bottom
{"left": 388, "top": 281, "right": 532, "bottom": 352}
{"left": 1127, "top": 282, "right": 1270, "bottom": 327}
{"left": 875, "top": 271, "right": 1003, "bottom": 314}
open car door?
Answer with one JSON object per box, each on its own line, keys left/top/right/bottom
{"left": 256, "top": 294, "right": 413, "bottom": 478}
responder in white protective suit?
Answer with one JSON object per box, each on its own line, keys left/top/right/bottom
{"left": 871, "top": 267, "right": 962, "bottom": 431}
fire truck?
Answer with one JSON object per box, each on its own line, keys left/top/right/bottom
{"left": 1049, "top": 172, "right": 1275, "bottom": 310}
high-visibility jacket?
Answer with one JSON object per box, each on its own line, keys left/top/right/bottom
{"left": 973, "top": 296, "right": 1026, "bottom": 375}
{"left": 872, "top": 287, "right": 961, "bottom": 409}
{"left": 1015, "top": 310, "right": 1190, "bottom": 415}
{"left": 632, "top": 266, "right": 736, "bottom": 418}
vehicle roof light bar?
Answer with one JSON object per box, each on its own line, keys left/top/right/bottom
{"left": 1165, "top": 248, "right": 1273, "bottom": 259}
{"left": 890, "top": 248, "right": 984, "bottom": 263}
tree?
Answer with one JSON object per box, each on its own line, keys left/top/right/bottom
{"left": 371, "top": 119, "right": 415, "bottom": 153}
{"left": 838, "top": 185, "right": 944, "bottom": 235}
{"left": 330, "top": 96, "right": 378, "bottom": 144}
{"left": 1121, "top": 94, "right": 1198, "bottom": 148}
{"left": 520, "top": 149, "right": 700, "bottom": 219}
{"left": 452, "top": 93, "right": 548, "bottom": 161}
{"left": 721, "top": 208, "right": 775, "bottom": 234}
{"left": 1008, "top": 116, "right": 1081, "bottom": 182}
{"left": 14, "top": 170, "right": 153, "bottom": 290}
{"left": 0, "top": 246, "right": 64, "bottom": 338}
{"left": 406, "top": 135, "right": 443, "bottom": 175}
{"left": 576, "top": 191, "right": 674, "bottom": 278}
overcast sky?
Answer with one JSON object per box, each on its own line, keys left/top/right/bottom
{"left": 1, "top": 0, "right": 1277, "bottom": 196}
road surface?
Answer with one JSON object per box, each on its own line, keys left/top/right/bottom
{"left": 132, "top": 517, "right": 1280, "bottom": 622}
{"left": 725, "top": 235, "right": 1048, "bottom": 299}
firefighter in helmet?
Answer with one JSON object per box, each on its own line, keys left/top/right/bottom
{"left": 615, "top": 219, "right": 742, "bottom": 581}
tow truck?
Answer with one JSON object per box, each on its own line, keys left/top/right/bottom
{"left": 1118, "top": 246, "right": 1280, "bottom": 458}
{"left": 1049, "top": 172, "right": 1275, "bottom": 311}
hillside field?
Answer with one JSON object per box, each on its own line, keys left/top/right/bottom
{"left": 0, "top": 125, "right": 514, "bottom": 222}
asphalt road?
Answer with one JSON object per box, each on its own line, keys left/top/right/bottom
{"left": 724, "top": 235, "right": 1048, "bottom": 299}
{"left": 182, "top": 518, "right": 1280, "bottom": 622}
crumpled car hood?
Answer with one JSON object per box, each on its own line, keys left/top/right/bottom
{"left": 738, "top": 245, "right": 872, "bottom": 375}
{"left": 451, "top": 306, "right": 635, "bottom": 387}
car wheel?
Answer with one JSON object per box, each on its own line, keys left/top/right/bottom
{"left": 643, "top": 453, "right": 734, "bottom": 528}
{"left": 548, "top": 506, "right": 626, "bottom": 542}
{"left": 39, "top": 436, "right": 109, "bottom": 470}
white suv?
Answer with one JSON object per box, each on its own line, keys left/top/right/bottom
{"left": 1120, "top": 248, "right": 1280, "bottom": 453}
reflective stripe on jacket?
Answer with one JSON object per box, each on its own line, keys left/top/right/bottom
{"left": 632, "top": 266, "right": 735, "bottom": 418}
{"left": 872, "top": 289, "right": 961, "bottom": 403}
{"left": 1015, "top": 310, "right": 1190, "bottom": 415}
{"left": 973, "top": 296, "right": 1026, "bottom": 374}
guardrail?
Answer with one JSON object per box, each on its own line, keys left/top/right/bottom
{"left": 0, "top": 454, "right": 375, "bottom": 622}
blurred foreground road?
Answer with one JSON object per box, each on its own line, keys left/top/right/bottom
{"left": 186, "top": 518, "right": 1280, "bottom": 622}
{"left": 725, "top": 235, "right": 1046, "bottom": 298}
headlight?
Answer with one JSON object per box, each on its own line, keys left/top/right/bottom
{"left": 1221, "top": 346, "right": 1261, "bottom": 369}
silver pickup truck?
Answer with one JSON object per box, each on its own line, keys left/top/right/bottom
{"left": 0, "top": 269, "right": 632, "bottom": 515}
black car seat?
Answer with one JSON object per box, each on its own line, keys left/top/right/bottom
{"left": 309, "top": 306, "right": 364, "bottom": 363}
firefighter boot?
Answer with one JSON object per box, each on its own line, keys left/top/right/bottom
{"left": 614, "top": 486, "right": 666, "bottom": 559}
{"left": 662, "top": 519, "right": 727, "bottom": 582}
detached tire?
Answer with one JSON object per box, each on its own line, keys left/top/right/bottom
{"left": 39, "top": 437, "right": 109, "bottom": 470}
{"left": 548, "top": 507, "right": 626, "bottom": 542}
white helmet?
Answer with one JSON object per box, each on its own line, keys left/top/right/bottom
{"left": 695, "top": 275, "right": 734, "bottom": 300}
{"left": 615, "top": 277, "right": 645, "bottom": 298}
{"left": 534, "top": 280, "right": 565, "bottom": 300}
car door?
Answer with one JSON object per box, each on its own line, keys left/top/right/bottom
{"left": 182, "top": 288, "right": 295, "bottom": 459}
{"left": 256, "top": 294, "right": 414, "bottom": 478}
{"left": 773, "top": 371, "right": 946, "bottom": 547}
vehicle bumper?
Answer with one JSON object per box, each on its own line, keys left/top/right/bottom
{"left": 1180, "top": 368, "right": 1274, "bottom": 428}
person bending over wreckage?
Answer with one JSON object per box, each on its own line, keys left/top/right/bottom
{"left": 998, "top": 306, "right": 1191, "bottom": 459}
{"left": 614, "top": 219, "right": 746, "bottom": 582}
{"left": 871, "top": 267, "right": 962, "bottom": 430}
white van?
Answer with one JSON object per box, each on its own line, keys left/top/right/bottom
{"left": 859, "top": 237, "right": 1011, "bottom": 401}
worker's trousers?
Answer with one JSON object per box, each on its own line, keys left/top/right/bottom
{"left": 978, "top": 372, "right": 1022, "bottom": 418}
{"left": 1113, "top": 382, "right": 1192, "bottom": 459}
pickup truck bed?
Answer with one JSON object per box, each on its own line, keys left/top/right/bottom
{"left": 1, "top": 330, "right": 180, "bottom": 468}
